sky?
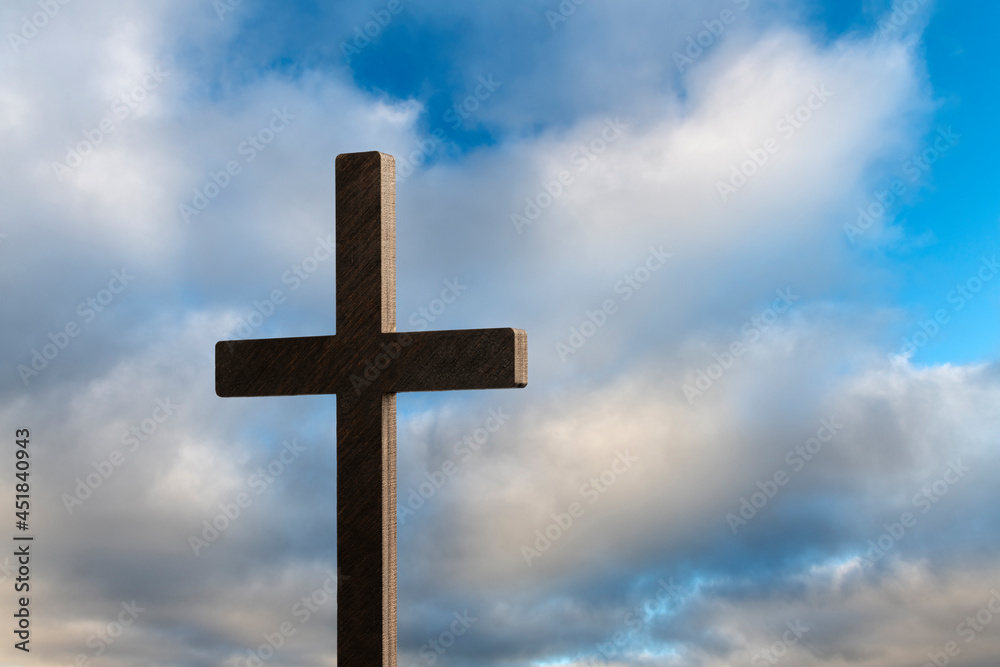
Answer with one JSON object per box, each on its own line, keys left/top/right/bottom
{"left": 1, "top": 0, "right": 1000, "bottom": 666}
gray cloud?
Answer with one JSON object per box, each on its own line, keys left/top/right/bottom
{"left": 5, "top": 0, "right": 998, "bottom": 666}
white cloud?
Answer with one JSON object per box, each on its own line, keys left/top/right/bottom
{"left": 1, "top": 0, "right": 995, "bottom": 665}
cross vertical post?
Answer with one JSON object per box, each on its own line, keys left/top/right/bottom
{"left": 335, "top": 152, "right": 398, "bottom": 666}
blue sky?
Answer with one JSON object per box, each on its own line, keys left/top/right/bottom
{"left": 210, "top": 0, "right": 1000, "bottom": 368}
{"left": 2, "top": 1, "right": 1000, "bottom": 666}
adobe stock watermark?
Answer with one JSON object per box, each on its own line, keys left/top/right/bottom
{"left": 180, "top": 107, "right": 296, "bottom": 224}
{"left": 214, "top": 0, "right": 243, "bottom": 21}
{"left": 442, "top": 75, "right": 502, "bottom": 131}
{"left": 7, "top": 0, "right": 73, "bottom": 54}
{"left": 348, "top": 333, "right": 414, "bottom": 395}
{"left": 716, "top": 85, "right": 833, "bottom": 202}
{"left": 892, "top": 256, "right": 999, "bottom": 359}
{"left": 545, "top": 0, "right": 588, "bottom": 31}
{"left": 750, "top": 620, "right": 810, "bottom": 666}
{"left": 673, "top": 0, "right": 751, "bottom": 72}
{"left": 52, "top": 64, "right": 169, "bottom": 181}
{"left": 17, "top": 268, "right": 136, "bottom": 387}
{"left": 845, "top": 126, "right": 960, "bottom": 243}
{"left": 396, "top": 129, "right": 447, "bottom": 184}
{"left": 726, "top": 416, "right": 843, "bottom": 534}
{"left": 877, "top": 0, "right": 932, "bottom": 40}
{"left": 398, "top": 408, "right": 511, "bottom": 526}
{"left": 397, "top": 74, "right": 502, "bottom": 182}
{"left": 521, "top": 449, "right": 638, "bottom": 566}
{"left": 588, "top": 578, "right": 684, "bottom": 664}
{"left": 511, "top": 116, "right": 628, "bottom": 233}
{"left": 555, "top": 245, "right": 672, "bottom": 362}
{"left": 922, "top": 588, "right": 1000, "bottom": 667}
{"left": 237, "top": 569, "right": 343, "bottom": 667}
{"left": 860, "top": 459, "right": 970, "bottom": 569}
{"left": 222, "top": 235, "right": 337, "bottom": 347}
{"left": 340, "top": 0, "right": 412, "bottom": 62}
{"left": 683, "top": 288, "right": 799, "bottom": 403}
{"left": 189, "top": 439, "right": 307, "bottom": 556}
{"left": 240, "top": 591, "right": 477, "bottom": 667}
{"left": 403, "top": 611, "right": 478, "bottom": 667}
{"left": 62, "top": 398, "right": 180, "bottom": 514}
{"left": 61, "top": 601, "right": 145, "bottom": 667}
{"left": 407, "top": 278, "right": 468, "bottom": 330}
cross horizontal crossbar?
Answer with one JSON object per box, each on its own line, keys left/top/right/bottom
{"left": 216, "top": 327, "right": 527, "bottom": 397}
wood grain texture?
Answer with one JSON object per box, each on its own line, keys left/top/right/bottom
{"left": 214, "top": 151, "right": 527, "bottom": 667}
{"left": 215, "top": 328, "right": 528, "bottom": 397}
{"left": 337, "top": 392, "right": 396, "bottom": 667}
{"left": 336, "top": 151, "right": 396, "bottom": 337}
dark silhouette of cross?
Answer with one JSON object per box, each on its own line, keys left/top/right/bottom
{"left": 215, "top": 151, "right": 527, "bottom": 667}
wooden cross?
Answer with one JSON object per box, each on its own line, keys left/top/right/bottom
{"left": 215, "top": 151, "right": 527, "bottom": 666}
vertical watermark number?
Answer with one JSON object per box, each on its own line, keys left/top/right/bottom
{"left": 13, "top": 428, "right": 32, "bottom": 652}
